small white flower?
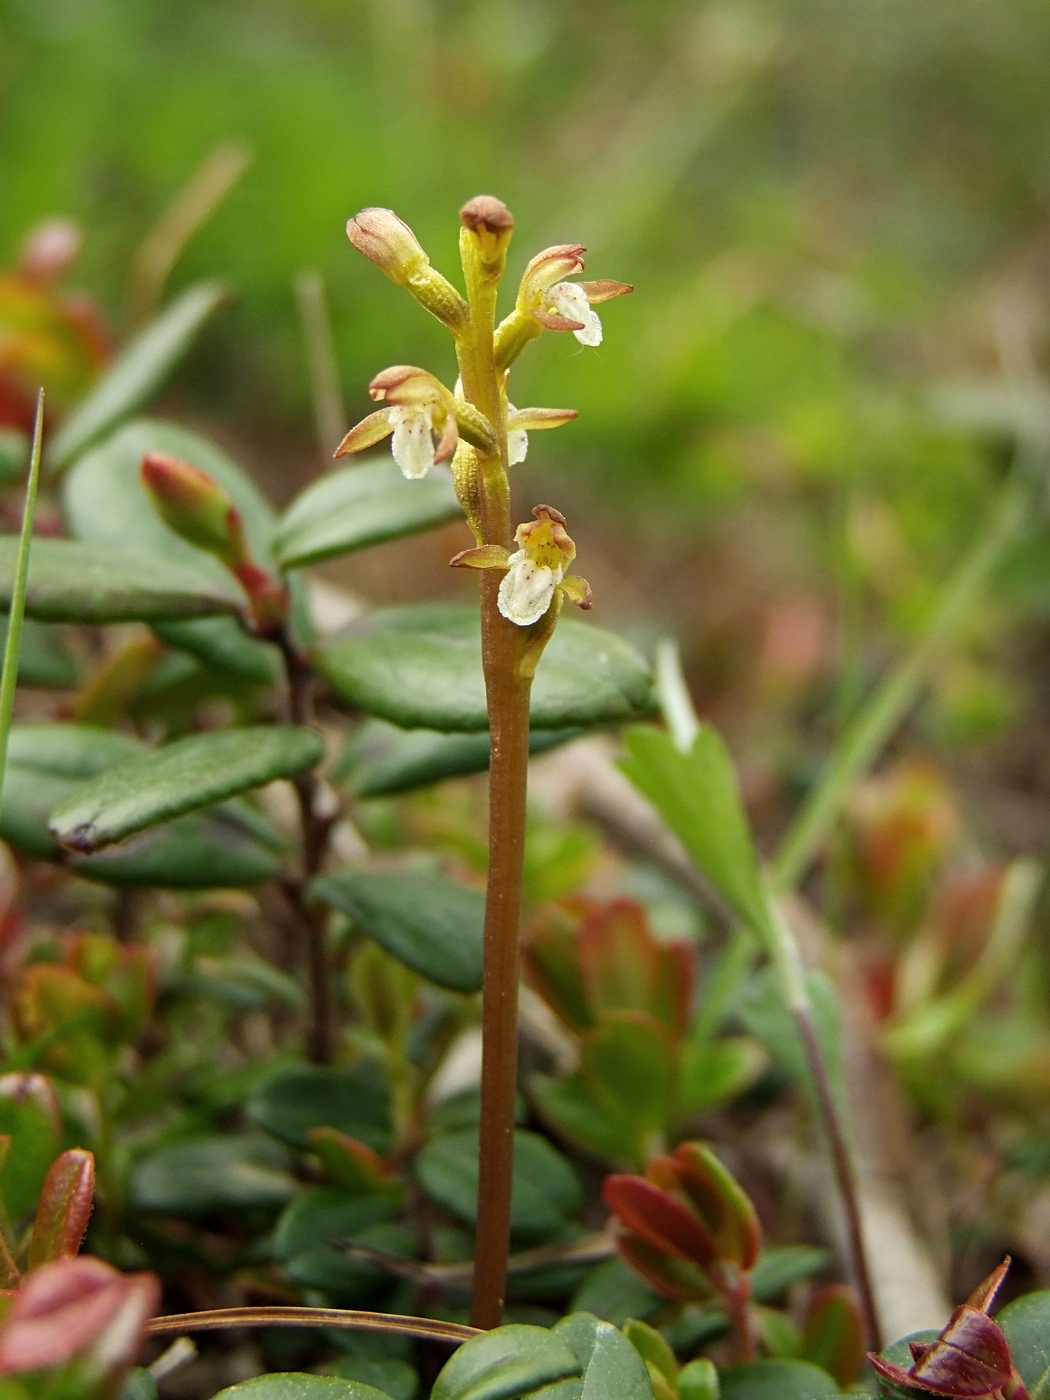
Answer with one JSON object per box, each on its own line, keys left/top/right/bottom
{"left": 389, "top": 403, "right": 436, "bottom": 479}
{"left": 506, "top": 403, "right": 528, "bottom": 466}
{"left": 498, "top": 551, "right": 563, "bottom": 626}
{"left": 543, "top": 282, "right": 603, "bottom": 347}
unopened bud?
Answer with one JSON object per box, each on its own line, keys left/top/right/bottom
{"left": 140, "top": 453, "right": 244, "bottom": 563}
{"left": 460, "top": 195, "right": 515, "bottom": 272}
{"left": 347, "top": 208, "right": 429, "bottom": 287}
{"left": 347, "top": 208, "right": 468, "bottom": 332}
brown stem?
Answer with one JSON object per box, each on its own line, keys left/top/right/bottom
{"left": 722, "top": 1276, "right": 756, "bottom": 1364}
{"left": 274, "top": 624, "right": 336, "bottom": 1065}
{"left": 795, "top": 1007, "right": 882, "bottom": 1351}
{"left": 471, "top": 579, "right": 532, "bottom": 1329}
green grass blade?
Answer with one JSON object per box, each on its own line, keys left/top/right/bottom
{"left": 0, "top": 390, "right": 45, "bottom": 812}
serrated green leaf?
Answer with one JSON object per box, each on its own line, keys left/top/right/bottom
{"left": 48, "top": 283, "right": 228, "bottom": 470}
{"left": 554, "top": 1313, "right": 654, "bottom": 1400}
{"left": 0, "top": 537, "right": 243, "bottom": 623}
{"left": 131, "top": 1133, "right": 297, "bottom": 1214}
{"left": 275, "top": 459, "right": 462, "bottom": 569}
{"left": 416, "top": 1129, "right": 582, "bottom": 1240}
{"left": 48, "top": 725, "right": 323, "bottom": 852}
{"left": 247, "top": 1063, "right": 392, "bottom": 1153}
{"left": 314, "top": 605, "right": 654, "bottom": 732}
{"left": 336, "top": 719, "right": 582, "bottom": 798}
{"left": 430, "top": 1325, "right": 581, "bottom": 1400}
{"left": 619, "top": 725, "right": 769, "bottom": 938}
{"left": 212, "top": 1377, "right": 390, "bottom": 1399}
{"left": 311, "top": 869, "right": 484, "bottom": 993}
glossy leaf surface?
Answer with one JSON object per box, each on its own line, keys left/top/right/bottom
{"left": 0, "top": 537, "right": 243, "bottom": 623}
{"left": 48, "top": 282, "right": 228, "bottom": 470}
{"left": 554, "top": 1312, "right": 655, "bottom": 1400}
{"left": 212, "top": 1378, "right": 390, "bottom": 1399}
{"left": 719, "top": 1359, "right": 842, "bottom": 1399}
{"left": 416, "top": 1128, "right": 582, "bottom": 1239}
{"left": 247, "top": 1063, "right": 392, "bottom": 1153}
{"left": 430, "top": 1324, "right": 581, "bottom": 1400}
{"left": 314, "top": 604, "right": 654, "bottom": 732}
{"left": 49, "top": 725, "right": 323, "bottom": 852}
{"left": 131, "top": 1134, "right": 297, "bottom": 1214}
{"left": 999, "top": 1289, "right": 1050, "bottom": 1393}
{"left": 311, "top": 869, "right": 484, "bottom": 993}
{"left": 275, "top": 459, "right": 462, "bottom": 568}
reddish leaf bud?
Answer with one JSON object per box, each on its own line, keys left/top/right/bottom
{"left": 141, "top": 453, "right": 245, "bottom": 563}
{"left": 27, "top": 1149, "right": 95, "bottom": 1269}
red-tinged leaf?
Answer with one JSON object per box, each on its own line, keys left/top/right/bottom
{"left": 603, "top": 1174, "right": 719, "bottom": 1270}
{"left": 966, "top": 1257, "right": 1011, "bottom": 1314}
{"left": 27, "top": 1149, "right": 94, "bottom": 1268}
{"left": 0, "top": 1230, "right": 18, "bottom": 1291}
{"left": 910, "top": 1307, "right": 1013, "bottom": 1396}
{"left": 306, "top": 1127, "right": 396, "bottom": 1196}
{"left": 653, "top": 939, "right": 697, "bottom": 1041}
{"left": 670, "top": 1142, "right": 762, "bottom": 1270}
{"left": 523, "top": 902, "right": 594, "bottom": 1032}
{"left": 801, "top": 1285, "right": 865, "bottom": 1387}
{"left": 579, "top": 899, "right": 660, "bottom": 1022}
{"left": 0, "top": 1256, "right": 159, "bottom": 1377}
{"left": 616, "top": 1230, "right": 712, "bottom": 1302}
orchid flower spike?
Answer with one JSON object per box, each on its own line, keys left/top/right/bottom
{"left": 451, "top": 504, "right": 592, "bottom": 627}
{"left": 335, "top": 365, "right": 496, "bottom": 480}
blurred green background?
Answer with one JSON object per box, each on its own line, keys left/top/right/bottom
{"left": 4, "top": 0, "right": 1050, "bottom": 755}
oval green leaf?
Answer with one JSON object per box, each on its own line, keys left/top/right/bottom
{"left": 554, "top": 1313, "right": 655, "bottom": 1400}
{"left": 247, "top": 1063, "right": 392, "bottom": 1153}
{"left": 310, "top": 869, "right": 484, "bottom": 993}
{"left": 275, "top": 459, "right": 463, "bottom": 569}
{"left": 999, "top": 1290, "right": 1050, "bottom": 1393}
{"left": 213, "top": 1379, "right": 391, "bottom": 1400}
{"left": 0, "top": 537, "right": 243, "bottom": 623}
{"left": 131, "top": 1134, "right": 298, "bottom": 1215}
{"left": 313, "top": 605, "right": 654, "bottom": 732}
{"left": 48, "top": 282, "right": 229, "bottom": 471}
{"left": 431, "top": 1325, "right": 581, "bottom": 1400}
{"left": 48, "top": 725, "right": 323, "bottom": 853}
{"left": 336, "top": 720, "right": 583, "bottom": 799}
{"left": 718, "top": 1359, "right": 842, "bottom": 1400}
{"left": 416, "top": 1129, "right": 582, "bottom": 1239}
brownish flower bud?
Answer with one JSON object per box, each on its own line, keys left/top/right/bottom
{"left": 347, "top": 208, "right": 429, "bottom": 286}
{"left": 460, "top": 195, "right": 515, "bottom": 275}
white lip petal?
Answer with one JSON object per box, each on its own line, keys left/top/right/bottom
{"left": 547, "top": 282, "right": 603, "bottom": 347}
{"left": 390, "top": 403, "right": 436, "bottom": 478}
{"left": 497, "top": 553, "right": 558, "bottom": 626}
{"left": 507, "top": 426, "right": 528, "bottom": 465}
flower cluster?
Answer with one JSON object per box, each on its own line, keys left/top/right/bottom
{"left": 337, "top": 202, "right": 630, "bottom": 632}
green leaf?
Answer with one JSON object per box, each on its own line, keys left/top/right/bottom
{"left": 430, "top": 1325, "right": 581, "bottom": 1400}
{"left": 336, "top": 719, "right": 583, "bottom": 798}
{"left": 718, "top": 1359, "right": 842, "bottom": 1400}
{"left": 0, "top": 537, "right": 243, "bottom": 623}
{"left": 331, "top": 1356, "right": 418, "bottom": 1400}
{"left": 275, "top": 459, "right": 462, "bottom": 569}
{"left": 48, "top": 725, "right": 324, "bottom": 853}
{"left": 272, "top": 1187, "right": 410, "bottom": 1301}
{"left": 314, "top": 605, "right": 654, "bottom": 732}
{"left": 212, "top": 1379, "right": 390, "bottom": 1400}
{"left": 47, "top": 283, "right": 228, "bottom": 470}
{"left": 554, "top": 1313, "right": 654, "bottom": 1400}
{"left": 737, "top": 968, "right": 846, "bottom": 1115}
{"left": 120, "top": 1370, "right": 159, "bottom": 1400}
{"left": 131, "top": 1133, "right": 298, "bottom": 1214}
{"left": 154, "top": 616, "right": 281, "bottom": 683}
{"left": 751, "top": 1245, "right": 833, "bottom": 1300}
{"left": 416, "top": 1129, "right": 582, "bottom": 1239}
{"left": 569, "top": 1258, "right": 663, "bottom": 1328}
{"left": 0, "top": 1085, "right": 61, "bottom": 1223}
{"left": 0, "top": 619, "right": 79, "bottom": 688}
{"left": 0, "top": 724, "right": 287, "bottom": 884}
{"left": 999, "top": 1290, "right": 1050, "bottom": 1395}
{"left": 311, "top": 869, "right": 484, "bottom": 993}
{"left": 247, "top": 1063, "right": 392, "bottom": 1153}
{"left": 619, "top": 725, "right": 770, "bottom": 938}
{"left": 679, "top": 1035, "right": 767, "bottom": 1113}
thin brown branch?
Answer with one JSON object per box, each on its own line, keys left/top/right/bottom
{"left": 147, "top": 1306, "right": 478, "bottom": 1346}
